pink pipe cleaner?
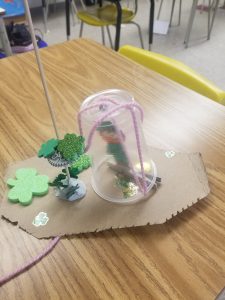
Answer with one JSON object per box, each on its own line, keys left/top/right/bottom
{"left": 78, "top": 101, "right": 143, "bottom": 136}
{"left": 0, "top": 236, "right": 60, "bottom": 286}
{"left": 78, "top": 100, "right": 147, "bottom": 195}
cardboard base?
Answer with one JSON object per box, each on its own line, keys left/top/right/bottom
{"left": 0, "top": 148, "right": 210, "bottom": 239}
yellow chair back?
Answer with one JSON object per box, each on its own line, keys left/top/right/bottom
{"left": 77, "top": 4, "right": 134, "bottom": 26}
{"left": 119, "top": 45, "right": 225, "bottom": 104}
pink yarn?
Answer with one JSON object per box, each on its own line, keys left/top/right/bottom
{"left": 0, "top": 236, "right": 60, "bottom": 286}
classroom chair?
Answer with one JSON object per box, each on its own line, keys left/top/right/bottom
{"left": 157, "top": 0, "right": 182, "bottom": 26}
{"left": 119, "top": 45, "right": 225, "bottom": 104}
{"left": 74, "top": 0, "right": 144, "bottom": 49}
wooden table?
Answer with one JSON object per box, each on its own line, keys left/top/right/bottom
{"left": 0, "top": 39, "right": 225, "bottom": 299}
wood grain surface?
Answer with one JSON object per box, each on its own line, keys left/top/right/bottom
{"left": 0, "top": 38, "right": 225, "bottom": 300}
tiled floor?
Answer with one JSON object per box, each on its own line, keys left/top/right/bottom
{"left": 31, "top": 0, "right": 225, "bottom": 89}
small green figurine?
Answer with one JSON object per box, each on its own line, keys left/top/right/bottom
{"left": 97, "top": 121, "right": 129, "bottom": 167}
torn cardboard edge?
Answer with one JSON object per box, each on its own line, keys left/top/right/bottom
{"left": 0, "top": 147, "right": 210, "bottom": 239}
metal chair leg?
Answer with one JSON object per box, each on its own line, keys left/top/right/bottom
{"left": 157, "top": 0, "right": 164, "bottom": 19}
{"left": 70, "top": 0, "right": 76, "bottom": 26}
{"left": 208, "top": 0, "right": 219, "bottom": 38}
{"left": 79, "top": 21, "right": 84, "bottom": 37}
{"left": 178, "top": 0, "right": 182, "bottom": 25}
{"left": 158, "top": 0, "right": 182, "bottom": 26}
{"left": 149, "top": 0, "right": 155, "bottom": 50}
{"left": 0, "top": 17, "right": 12, "bottom": 56}
{"left": 207, "top": 0, "right": 211, "bottom": 39}
{"left": 106, "top": 26, "right": 114, "bottom": 49}
{"left": 46, "top": 0, "right": 50, "bottom": 17}
{"left": 80, "top": 0, "right": 86, "bottom": 10}
{"left": 101, "top": 26, "right": 105, "bottom": 45}
{"left": 71, "top": 0, "right": 80, "bottom": 25}
{"left": 169, "top": 0, "right": 176, "bottom": 26}
{"left": 184, "top": 0, "right": 198, "bottom": 47}
{"left": 53, "top": 0, "right": 57, "bottom": 13}
{"left": 130, "top": 21, "right": 144, "bottom": 49}
{"left": 42, "top": 0, "right": 49, "bottom": 33}
{"left": 72, "top": 0, "right": 78, "bottom": 14}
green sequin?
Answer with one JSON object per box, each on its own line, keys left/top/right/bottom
{"left": 115, "top": 175, "right": 139, "bottom": 198}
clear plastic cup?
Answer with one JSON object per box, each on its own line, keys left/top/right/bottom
{"left": 78, "top": 89, "right": 157, "bottom": 204}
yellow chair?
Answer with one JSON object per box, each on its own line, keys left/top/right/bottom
{"left": 75, "top": 0, "right": 144, "bottom": 49}
{"left": 119, "top": 45, "right": 225, "bottom": 104}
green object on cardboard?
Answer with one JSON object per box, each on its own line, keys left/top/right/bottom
{"left": 7, "top": 168, "right": 49, "bottom": 206}
{"left": 71, "top": 154, "right": 91, "bottom": 172}
{"left": 38, "top": 138, "right": 59, "bottom": 158}
{"left": 57, "top": 133, "right": 85, "bottom": 161}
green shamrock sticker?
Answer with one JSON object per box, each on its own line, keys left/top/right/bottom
{"left": 38, "top": 138, "right": 59, "bottom": 158}
{"left": 32, "top": 212, "right": 49, "bottom": 227}
{"left": 7, "top": 168, "right": 49, "bottom": 206}
{"left": 57, "top": 134, "right": 85, "bottom": 161}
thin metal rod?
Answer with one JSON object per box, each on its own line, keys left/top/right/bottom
{"left": 178, "top": 0, "right": 182, "bottom": 26}
{"left": 41, "top": 0, "right": 48, "bottom": 33}
{"left": 184, "top": 0, "right": 198, "bottom": 47}
{"left": 106, "top": 26, "right": 113, "bottom": 48}
{"left": 130, "top": 21, "right": 144, "bottom": 49}
{"left": 209, "top": 0, "right": 219, "bottom": 38}
{"left": 65, "top": 0, "right": 70, "bottom": 40}
{"left": 207, "top": 0, "right": 211, "bottom": 39}
{"left": 114, "top": 0, "right": 122, "bottom": 51}
{"left": 79, "top": 21, "right": 84, "bottom": 37}
{"left": 157, "top": 0, "right": 164, "bottom": 19}
{"left": 169, "top": 0, "right": 176, "bottom": 26}
{"left": 101, "top": 26, "right": 105, "bottom": 45}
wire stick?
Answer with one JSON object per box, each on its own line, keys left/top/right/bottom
{"left": 23, "top": 0, "right": 59, "bottom": 139}
{"left": 23, "top": 0, "right": 71, "bottom": 182}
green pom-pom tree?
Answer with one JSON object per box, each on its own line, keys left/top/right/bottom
{"left": 57, "top": 134, "right": 85, "bottom": 161}
{"left": 70, "top": 154, "right": 91, "bottom": 172}
{"left": 38, "top": 134, "right": 91, "bottom": 194}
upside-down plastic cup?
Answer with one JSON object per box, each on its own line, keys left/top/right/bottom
{"left": 78, "top": 89, "right": 157, "bottom": 204}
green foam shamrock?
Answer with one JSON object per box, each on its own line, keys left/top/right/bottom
{"left": 38, "top": 138, "right": 59, "bottom": 158}
{"left": 7, "top": 168, "right": 49, "bottom": 206}
{"left": 71, "top": 154, "right": 91, "bottom": 172}
{"left": 57, "top": 134, "right": 85, "bottom": 161}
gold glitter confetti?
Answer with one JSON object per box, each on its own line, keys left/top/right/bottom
{"left": 134, "top": 162, "right": 151, "bottom": 173}
{"left": 115, "top": 175, "right": 139, "bottom": 198}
